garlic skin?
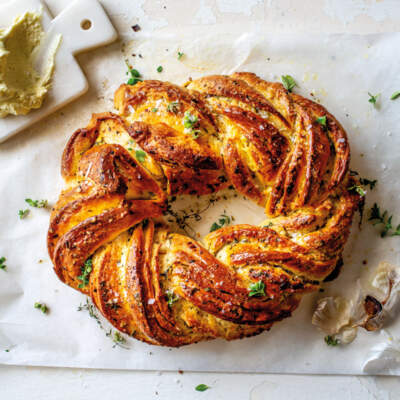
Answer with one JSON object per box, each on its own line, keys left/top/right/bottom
{"left": 312, "top": 296, "right": 352, "bottom": 336}
{"left": 311, "top": 296, "right": 359, "bottom": 345}
{"left": 312, "top": 261, "right": 400, "bottom": 345}
{"left": 336, "top": 326, "right": 358, "bottom": 345}
{"left": 370, "top": 261, "right": 400, "bottom": 313}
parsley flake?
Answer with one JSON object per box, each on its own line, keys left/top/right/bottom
{"left": 183, "top": 112, "right": 200, "bottom": 138}
{"left": 281, "top": 75, "right": 296, "bottom": 92}
{"left": 126, "top": 63, "right": 142, "bottom": 85}
{"left": 135, "top": 150, "right": 147, "bottom": 163}
{"left": 195, "top": 384, "right": 210, "bottom": 392}
{"left": 248, "top": 280, "right": 266, "bottom": 297}
{"left": 165, "top": 290, "right": 179, "bottom": 307}
{"left": 156, "top": 65, "right": 163, "bottom": 73}
{"left": 325, "top": 335, "right": 339, "bottom": 346}
{"left": 25, "top": 198, "right": 48, "bottom": 208}
{"left": 210, "top": 214, "right": 231, "bottom": 232}
{"left": 34, "top": 302, "right": 48, "bottom": 314}
{"left": 18, "top": 209, "right": 29, "bottom": 219}
{"left": 0, "top": 257, "right": 6, "bottom": 270}
{"left": 316, "top": 115, "right": 327, "bottom": 128}
{"left": 177, "top": 52, "right": 184, "bottom": 60}
{"left": 368, "top": 92, "right": 379, "bottom": 106}
{"left": 151, "top": 107, "right": 158, "bottom": 112}
{"left": 390, "top": 91, "right": 400, "bottom": 100}
{"left": 77, "top": 258, "right": 93, "bottom": 288}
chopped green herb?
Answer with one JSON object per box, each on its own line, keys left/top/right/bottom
{"left": 390, "top": 91, "right": 400, "bottom": 100}
{"left": 126, "top": 63, "right": 142, "bottom": 85}
{"left": 210, "top": 214, "right": 231, "bottom": 232}
{"left": 348, "top": 185, "right": 366, "bottom": 197}
{"left": 195, "top": 384, "right": 210, "bottom": 392}
{"left": 368, "top": 92, "right": 379, "bottom": 106}
{"left": 18, "top": 209, "right": 29, "bottom": 219}
{"left": 248, "top": 280, "right": 266, "bottom": 297}
{"left": 25, "top": 198, "right": 48, "bottom": 208}
{"left": 165, "top": 290, "right": 179, "bottom": 307}
{"left": 177, "top": 52, "right": 184, "bottom": 60}
{"left": 325, "top": 335, "right": 339, "bottom": 346}
{"left": 34, "top": 302, "right": 48, "bottom": 314}
{"left": 5, "top": 349, "right": 9, "bottom": 352}
{"left": 316, "top": 115, "right": 327, "bottom": 128}
{"left": 156, "top": 65, "right": 163, "bottom": 73}
{"left": 77, "top": 258, "right": 93, "bottom": 288}
{"left": 183, "top": 112, "right": 200, "bottom": 138}
{"left": 167, "top": 101, "right": 180, "bottom": 113}
{"left": 281, "top": 75, "right": 296, "bottom": 92}
{"left": 151, "top": 107, "right": 158, "bottom": 112}
{"left": 135, "top": 150, "right": 147, "bottom": 163}
{"left": 0, "top": 257, "right": 6, "bottom": 270}
{"left": 368, "top": 203, "right": 400, "bottom": 237}
{"left": 129, "top": 68, "right": 140, "bottom": 77}
{"left": 127, "top": 77, "right": 142, "bottom": 85}
{"left": 359, "top": 178, "right": 377, "bottom": 190}
{"left": 183, "top": 111, "right": 198, "bottom": 128}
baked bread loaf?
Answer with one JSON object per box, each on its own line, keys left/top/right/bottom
{"left": 48, "top": 72, "right": 362, "bottom": 346}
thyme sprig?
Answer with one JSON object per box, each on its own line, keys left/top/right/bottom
{"left": 77, "top": 258, "right": 93, "bottom": 289}
{"left": 368, "top": 203, "right": 400, "bottom": 237}
{"left": 77, "top": 299, "right": 129, "bottom": 349}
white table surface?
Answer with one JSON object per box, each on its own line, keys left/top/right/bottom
{"left": 2, "top": 1, "right": 400, "bottom": 399}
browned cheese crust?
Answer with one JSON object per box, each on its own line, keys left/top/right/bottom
{"left": 48, "top": 73, "right": 362, "bottom": 346}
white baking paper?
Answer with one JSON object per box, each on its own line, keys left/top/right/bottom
{"left": 0, "top": 21, "right": 400, "bottom": 374}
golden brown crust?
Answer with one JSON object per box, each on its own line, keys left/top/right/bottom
{"left": 48, "top": 73, "right": 362, "bottom": 346}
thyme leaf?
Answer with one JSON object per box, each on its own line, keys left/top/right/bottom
{"left": 248, "top": 280, "right": 266, "bottom": 297}
{"left": 281, "top": 75, "right": 296, "bottom": 92}
{"left": 195, "top": 384, "right": 210, "bottom": 392}
{"left": 210, "top": 214, "right": 231, "bottom": 232}
{"left": 34, "top": 302, "right": 48, "bottom": 314}
{"left": 77, "top": 258, "right": 93, "bottom": 288}
{"left": 18, "top": 209, "right": 29, "bottom": 219}
{"left": 25, "top": 198, "right": 48, "bottom": 208}
{"left": 325, "top": 335, "right": 339, "bottom": 346}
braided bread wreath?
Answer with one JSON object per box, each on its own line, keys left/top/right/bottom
{"left": 47, "top": 72, "right": 362, "bottom": 347}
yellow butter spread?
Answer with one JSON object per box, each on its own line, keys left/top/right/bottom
{"left": 0, "top": 11, "right": 59, "bottom": 117}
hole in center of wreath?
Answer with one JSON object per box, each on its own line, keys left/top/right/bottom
{"left": 164, "top": 187, "right": 265, "bottom": 240}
